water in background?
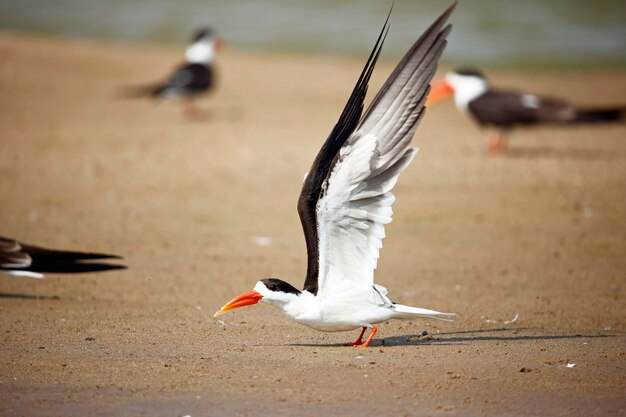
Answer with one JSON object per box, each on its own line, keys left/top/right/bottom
{"left": 1, "top": 0, "right": 625, "bottom": 67}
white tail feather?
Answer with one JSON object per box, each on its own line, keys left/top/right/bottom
{"left": 393, "top": 303, "right": 456, "bottom": 322}
{"left": 1, "top": 270, "right": 44, "bottom": 279}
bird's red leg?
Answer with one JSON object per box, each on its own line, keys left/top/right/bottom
{"left": 354, "top": 326, "right": 377, "bottom": 348}
{"left": 487, "top": 130, "right": 508, "bottom": 156}
{"left": 184, "top": 100, "right": 197, "bottom": 120}
{"left": 349, "top": 327, "right": 367, "bottom": 346}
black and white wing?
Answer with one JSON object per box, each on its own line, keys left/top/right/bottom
{"left": 297, "top": 4, "right": 455, "bottom": 299}
{"left": 0, "top": 236, "right": 127, "bottom": 279}
{"left": 155, "top": 63, "right": 214, "bottom": 96}
{"left": 0, "top": 237, "right": 40, "bottom": 278}
{"left": 468, "top": 90, "right": 575, "bottom": 127}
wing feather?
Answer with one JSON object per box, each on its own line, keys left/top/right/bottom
{"left": 0, "top": 236, "right": 126, "bottom": 276}
{"left": 299, "top": 11, "right": 392, "bottom": 295}
{"left": 0, "top": 237, "right": 32, "bottom": 268}
{"left": 312, "top": 4, "right": 455, "bottom": 298}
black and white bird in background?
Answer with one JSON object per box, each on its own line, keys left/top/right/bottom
{"left": 124, "top": 28, "right": 222, "bottom": 119}
{"left": 0, "top": 236, "right": 126, "bottom": 279}
{"left": 214, "top": 4, "right": 457, "bottom": 347}
{"left": 427, "top": 68, "right": 626, "bottom": 155}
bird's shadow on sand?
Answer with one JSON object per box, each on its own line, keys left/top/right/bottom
{"left": 506, "top": 146, "right": 625, "bottom": 160}
{"left": 0, "top": 292, "right": 61, "bottom": 300}
{"left": 288, "top": 327, "right": 616, "bottom": 348}
{"left": 188, "top": 106, "right": 244, "bottom": 123}
{"left": 0, "top": 263, "right": 127, "bottom": 301}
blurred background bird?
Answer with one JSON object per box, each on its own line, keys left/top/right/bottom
{"left": 0, "top": 236, "right": 126, "bottom": 279}
{"left": 427, "top": 68, "right": 626, "bottom": 155}
{"left": 123, "top": 27, "right": 222, "bottom": 119}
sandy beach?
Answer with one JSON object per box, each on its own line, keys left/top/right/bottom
{"left": 0, "top": 33, "right": 625, "bottom": 416}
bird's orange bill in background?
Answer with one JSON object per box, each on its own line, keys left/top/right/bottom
{"left": 426, "top": 80, "right": 454, "bottom": 105}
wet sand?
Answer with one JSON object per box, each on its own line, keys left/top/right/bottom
{"left": 0, "top": 33, "right": 625, "bottom": 416}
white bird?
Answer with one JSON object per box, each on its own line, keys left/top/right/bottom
{"left": 214, "top": 3, "right": 457, "bottom": 347}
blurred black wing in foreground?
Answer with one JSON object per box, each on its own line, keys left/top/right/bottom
{"left": 0, "top": 236, "right": 127, "bottom": 279}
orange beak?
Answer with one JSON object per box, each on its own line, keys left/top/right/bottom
{"left": 213, "top": 290, "right": 263, "bottom": 317}
{"left": 426, "top": 80, "right": 454, "bottom": 106}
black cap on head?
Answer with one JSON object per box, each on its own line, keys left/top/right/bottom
{"left": 191, "top": 27, "right": 214, "bottom": 42}
{"left": 261, "top": 278, "right": 301, "bottom": 295}
{"left": 453, "top": 67, "right": 486, "bottom": 79}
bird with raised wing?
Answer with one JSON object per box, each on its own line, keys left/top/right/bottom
{"left": 214, "top": 4, "right": 457, "bottom": 347}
